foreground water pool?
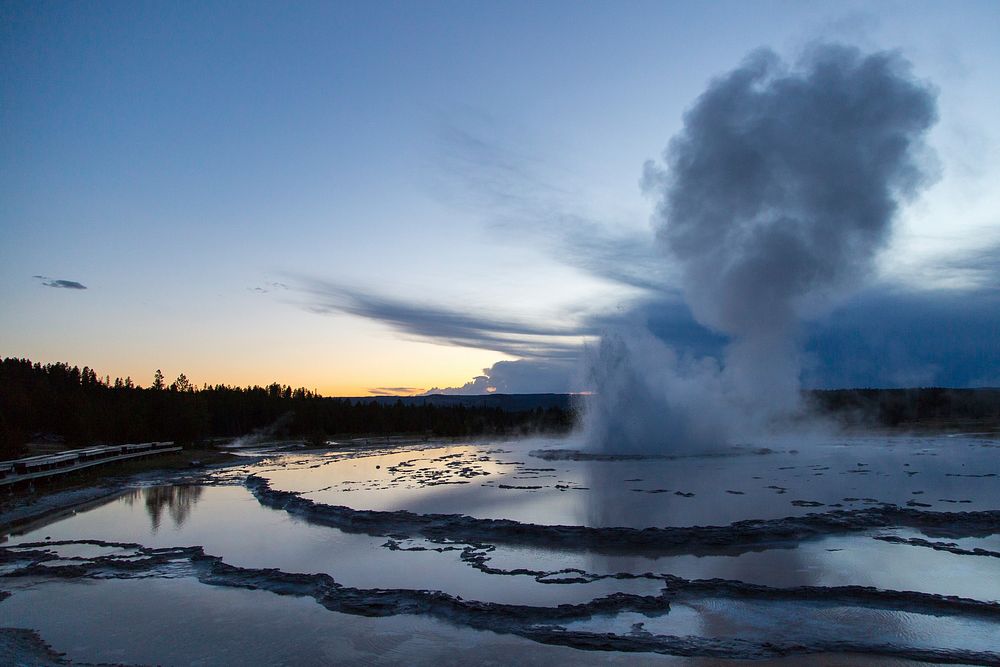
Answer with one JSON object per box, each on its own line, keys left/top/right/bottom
{"left": 1, "top": 433, "right": 998, "bottom": 665}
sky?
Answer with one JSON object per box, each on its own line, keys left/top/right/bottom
{"left": 1, "top": 0, "right": 999, "bottom": 395}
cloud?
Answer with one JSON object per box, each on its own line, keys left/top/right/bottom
{"left": 292, "top": 62, "right": 992, "bottom": 395}
{"left": 924, "top": 238, "right": 1000, "bottom": 291}
{"left": 301, "top": 279, "right": 592, "bottom": 359}
{"left": 802, "top": 283, "right": 1000, "bottom": 389}
{"left": 436, "top": 119, "right": 565, "bottom": 215}
{"left": 250, "top": 282, "right": 290, "bottom": 294}
{"left": 650, "top": 44, "right": 937, "bottom": 338}
{"left": 602, "top": 282, "right": 1000, "bottom": 392}
{"left": 504, "top": 215, "right": 675, "bottom": 292}
{"left": 298, "top": 263, "right": 999, "bottom": 394}
{"left": 581, "top": 43, "right": 940, "bottom": 450}
{"left": 423, "top": 359, "right": 578, "bottom": 395}
{"left": 33, "top": 275, "right": 87, "bottom": 290}
{"left": 438, "top": 118, "right": 675, "bottom": 293}
{"left": 367, "top": 387, "right": 425, "bottom": 396}
{"left": 620, "top": 283, "right": 1000, "bottom": 391}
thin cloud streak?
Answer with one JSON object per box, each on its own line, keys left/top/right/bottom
{"left": 33, "top": 275, "right": 87, "bottom": 290}
{"left": 928, "top": 239, "right": 1000, "bottom": 291}
{"left": 367, "top": 387, "right": 426, "bottom": 396}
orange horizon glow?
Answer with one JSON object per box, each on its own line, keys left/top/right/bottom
{"left": 2, "top": 337, "right": 517, "bottom": 398}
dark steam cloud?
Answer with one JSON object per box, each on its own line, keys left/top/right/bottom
{"left": 590, "top": 44, "right": 939, "bottom": 451}
{"left": 651, "top": 44, "right": 937, "bottom": 338}
{"left": 803, "top": 284, "right": 1000, "bottom": 388}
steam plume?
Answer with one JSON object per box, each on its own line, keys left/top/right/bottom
{"left": 587, "top": 44, "right": 938, "bottom": 452}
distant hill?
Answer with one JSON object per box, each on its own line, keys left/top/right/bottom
{"left": 351, "top": 393, "right": 577, "bottom": 412}
{"left": 356, "top": 388, "right": 1000, "bottom": 427}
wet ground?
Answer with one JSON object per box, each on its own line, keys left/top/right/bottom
{"left": 1, "top": 433, "right": 998, "bottom": 665}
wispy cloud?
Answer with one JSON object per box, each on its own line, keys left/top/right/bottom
{"left": 33, "top": 275, "right": 87, "bottom": 290}
{"left": 300, "top": 279, "right": 592, "bottom": 359}
{"left": 436, "top": 120, "right": 566, "bottom": 214}
{"left": 288, "top": 113, "right": 998, "bottom": 394}
{"left": 495, "top": 214, "right": 676, "bottom": 292}
{"left": 250, "top": 282, "right": 290, "bottom": 294}
{"left": 437, "top": 118, "right": 676, "bottom": 293}
{"left": 928, "top": 238, "right": 1000, "bottom": 291}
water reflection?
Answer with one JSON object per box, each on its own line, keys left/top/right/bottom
{"left": 263, "top": 433, "right": 1000, "bottom": 528}
{"left": 5, "top": 442, "right": 998, "bottom": 663}
{"left": 123, "top": 486, "right": 203, "bottom": 532}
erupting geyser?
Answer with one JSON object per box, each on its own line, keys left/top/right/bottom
{"left": 586, "top": 44, "right": 939, "bottom": 453}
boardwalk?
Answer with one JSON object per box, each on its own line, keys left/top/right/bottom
{"left": 0, "top": 443, "right": 181, "bottom": 486}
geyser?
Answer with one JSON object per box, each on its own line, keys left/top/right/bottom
{"left": 586, "top": 44, "right": 938, "bottom": 453}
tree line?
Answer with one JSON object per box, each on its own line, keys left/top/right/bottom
{"left": 3, "top": 356, "right": 997, "bottom": 459}
{"left": 809, "top": 387, "right": 1000, "bottom": 427}
{"left": 0, "top": 357, "right": 574, "bottom": 457}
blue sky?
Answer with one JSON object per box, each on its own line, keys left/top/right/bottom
{"left": 2, "top": 1, "right": 998, "bottom": 394}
